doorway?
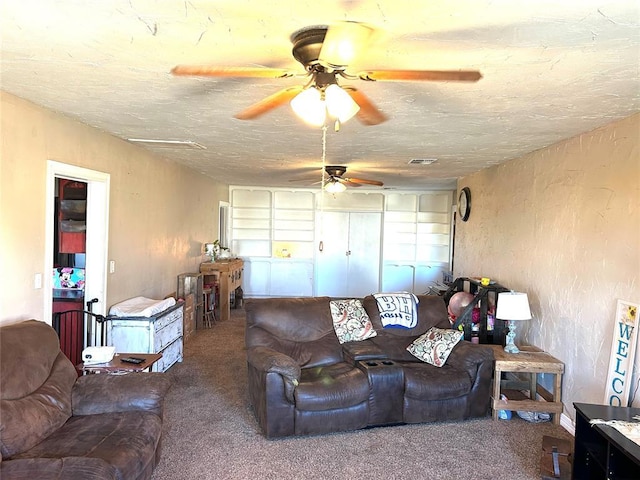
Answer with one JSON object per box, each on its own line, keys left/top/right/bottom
{"left": 218, "top": 201, "right": 230, "bottom": 249}
{"left": 45, "top": 161, "right": 110, "bottom": 324}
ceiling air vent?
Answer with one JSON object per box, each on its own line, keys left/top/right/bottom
{"left": 127, "top": 138, "right": 207, "bottom": 150}
{"left": 409, "top": 158, "right": 437, "bottom": 165}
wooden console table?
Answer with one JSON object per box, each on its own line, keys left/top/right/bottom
{"left": 490, "top": 344, "right": 564, "bottom": 424}
{"left": 200, "top": 259, "right": 243, "bottom": 322}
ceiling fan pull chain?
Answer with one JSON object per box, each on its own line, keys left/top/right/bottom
{"left": 318, "top": 125, "right": 327, "bottom": 252}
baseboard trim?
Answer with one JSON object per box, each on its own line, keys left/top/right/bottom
{"left": 560, "top": 412, "right": 575, "bottom": 436}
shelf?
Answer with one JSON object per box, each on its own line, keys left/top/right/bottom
{"left": 274, "top": 215, "right": 313, "bottom": 231}
{"left": 416, "top": 211, "right": 450, "bottom": 223}
{"left": 274, "top": 191, "right": 314, "bottom": 210}
{"left": 419, "top": 193, "right": 451, "bottom": 213}
{"left": 58, "top": 179, "right": 87, "bottom": 254}
{"left": 232, "top": 189, "right": 271, "bottom": 208}
{"left": 582, "top": 440, "right": 608, "bottom": 472}
{"left": 232, "top": 241, "right": 271, "bottom": 257}
{"left": 446, "top": 277, "right": 510, "bottom": 344}
{"left": 384, "top": 211, "right": 417, "bottom": 222}
{"left": 233, "top": 229, "right": 270, "bottom": 240}
{"left": 274, "top": 209, "right": 314, "bottom": 221}
{"left": 386, "top": 193, "right": 417, "bottom": 212}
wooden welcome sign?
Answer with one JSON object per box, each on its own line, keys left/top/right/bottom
{"left": 604, "top": 300, "right": 639, "bottom": 406}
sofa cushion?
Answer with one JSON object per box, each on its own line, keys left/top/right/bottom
{"left": 246, "top": 298, "right": 344, "bottom": 368}
{"left": 407, "top": 327, "right": 463, "bottom": 367}
{"left": 295, "top": 363, "right": 370, "bottom": 411}
{"left": 0, "top": 320, "right": 67, "bottom": 400}
{"left": 368, "top": 334, "right": 423, "bottom": 362}
{"left": 72, "top": 372, "right": 172, "bottom": 418}
{"left": 403, "top": 363, "right": 473, "bottom": 400}
{"left": 12, "top": 411, "right": 162, "bottom": 480}
{"left": 330, "top": 299, "right": 377, "bottom": 344}
{"left": 246, "top": 297, "right": 334, "bottom": 342}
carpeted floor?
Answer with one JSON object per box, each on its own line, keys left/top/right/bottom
{"left": 151, "top": 308, "right": 573, "bottom": 480}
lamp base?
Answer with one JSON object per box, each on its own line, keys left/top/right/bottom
{"left": 504, "top": 320, "right": 520, "bottom": 354}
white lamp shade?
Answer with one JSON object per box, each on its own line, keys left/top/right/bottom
{"left": 325, "top": 84, "right": 360, "bottom": 123}
{"left": 496, "top": 292, "right": 532, "bottom": 320}
{"left": 290, "top": 87, "right": 326, "bottom": 126}
{"left": 325, "top": 180, "right": 346, "bottom": 193}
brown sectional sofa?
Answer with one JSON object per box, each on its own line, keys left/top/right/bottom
{"left": 0, "top": 320, "right": 172, "bottom": 480}
{"left": 245, "top": 294, "right": 495, "bottom": 438}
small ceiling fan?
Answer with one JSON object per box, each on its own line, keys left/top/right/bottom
{"left": 297, "top": 165, "right": 383, "bottom": 192}
{"left": 324, "top": 165, "right": 383, "bottom": 186}
{"left": 171, "top": 21, "right": 482, "bottom": 126}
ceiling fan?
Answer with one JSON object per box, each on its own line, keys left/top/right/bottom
{"left": 305, "top": 165, "right": 383, "bottom": 193}
{"left": 171, "top": 21, "right": 482, "bottom": 126}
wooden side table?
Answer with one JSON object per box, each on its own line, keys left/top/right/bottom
{"left": 490, "top": 345, "right": 564, "bottom": 424}
{"left": 78, "top": 353, "right": 162, "bottom": 374}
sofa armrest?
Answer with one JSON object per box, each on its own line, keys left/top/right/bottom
{"left": 72, "top": 372, "right": 172, "bottom": 418}
{"left": 247, "top": 346, "right": 300, "bottom": 402}
{"left": 446, "top": 342, "right": 495, "bottom": 418}
{"left": 445, "top": 341, "right": 494, "bottom": 374}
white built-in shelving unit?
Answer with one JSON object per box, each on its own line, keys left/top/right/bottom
{"left": 382, "top": 192, "right": 453, "bottom": 293}
{"left": 230, "top": 187, "right": 453, "bottom": 298}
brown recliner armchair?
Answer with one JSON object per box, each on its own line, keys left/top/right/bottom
{"left": 0, "top": 320, "right": 172, "bottom": 480}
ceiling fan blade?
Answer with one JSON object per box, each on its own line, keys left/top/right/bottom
{"left": 171, "top": 65, "right": 297, "bottom": 79}
{"left": 288, "top": 178, "right": 322, "bottom": 185}
{"left": 319, "top": 21, "right": 375, "bottom": 69}
{"left": 234, "top": 86, "right": 304, "bottom": 120}
{"left": 343, "top": 87, "right": 388, "bottom": 126}
{"left": 343, "top": 177, "right": 384, "bottom": 187}
{"left": 357, "top": 69, "right": 482, "bottom": 82}
{"left": 337, "top": 178, "right": 362, "bottom": 187}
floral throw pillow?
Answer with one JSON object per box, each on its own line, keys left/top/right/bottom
{"left": 330, "top": 299, "right": 377, "bottom": 344}
{"left": 407, "top": 327, "right": 463, "bottom": 367}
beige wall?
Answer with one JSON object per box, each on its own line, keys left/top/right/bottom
{"left": 454, "top": 113, "right": 640, "bottom": 418}
{"left": 0, "top": 91, "right": 228, "bottom": 324}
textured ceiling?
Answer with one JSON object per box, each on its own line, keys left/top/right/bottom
{"left": 1, "top": 1, "right": 638, "bottom": 190}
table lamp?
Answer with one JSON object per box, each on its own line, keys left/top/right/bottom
{"left": 496, "top": 291, "right": 531, "bottom": 353}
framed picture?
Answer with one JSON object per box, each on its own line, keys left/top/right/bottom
{"left": 604, "top": 299, "right": 639, "bottom": 406}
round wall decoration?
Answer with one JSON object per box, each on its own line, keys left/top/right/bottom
{"left": 458, "top": 187, "right": 471, "bottom": 221}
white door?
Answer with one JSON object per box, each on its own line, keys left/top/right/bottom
{"left": 316, "top": 211, "right": 349, "bottom": 296}
{"left": 46, "top": 161, "right": 110, "bottom": 322}
{"left": 316, "top": 211, "right": 381, "bottom": 297}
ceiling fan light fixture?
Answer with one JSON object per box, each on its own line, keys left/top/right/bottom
{"left": 290, "top": 87, "right": 326, "bottom": 126}
{"left": 319, "top": 21, "right": 374, "bottom": 68}
{"left": 325, "top": 180, "right": 347, "bottom": 193}
{"left": 325, "top": 84, "right": 360, "bottom": 123}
